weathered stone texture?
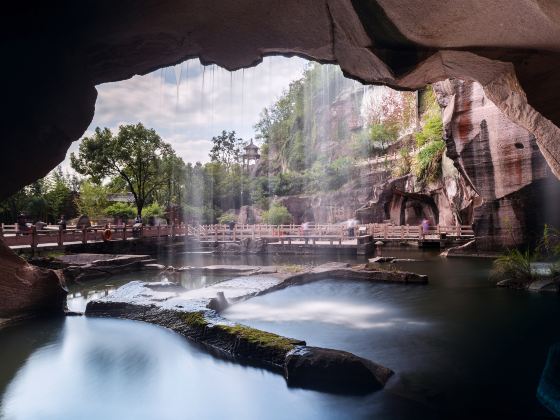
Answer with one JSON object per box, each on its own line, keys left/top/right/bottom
{"left": 435, "top": 79, "right": 560, "bottom": 249}
{"left": 3, "top": 0, "right": 560, "bottom": 314}
{"left": 0, "top": 239, "right": 67, "bottom": 319}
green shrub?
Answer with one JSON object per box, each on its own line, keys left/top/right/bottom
{"left": 218, "top": 212, "right": 237, "bottom": 224}
{"left": 415, "top": 114, "right": 443, "bottom": 148}
{"left": 536, "top": 224, "right": 560, "bottom": 258}
{"left": 412, "top": 139, "right": 446, "bottom": 183}
{"left": 143, "top": 203, "right": 164, "bottom": 218}
{"left": 104, "top": 202, "right": 136, "bottom": 219}
{"left": 261, "top": 204, "right": 292, "bottom": 225}
{"left": 490, "top": 249, "right": 535, "bottom": 287}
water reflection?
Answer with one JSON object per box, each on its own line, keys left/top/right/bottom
{"left": 2, "top": 249, "right": 559, "bottom": 418}
{"left": 1, "top": 317, "right": 414, "bottom": 420}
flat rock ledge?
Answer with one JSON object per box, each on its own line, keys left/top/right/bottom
{"left": 85, "top": 262, "right": 424, "bottom": 394}
{"left": 61, "top": 254, "right": 156, "bottom": 282}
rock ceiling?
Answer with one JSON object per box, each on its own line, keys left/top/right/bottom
{"left": 2, "top": 0, "right": 560, "bottom": 199}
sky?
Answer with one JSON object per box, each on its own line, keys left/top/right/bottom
{"left": 62, "top": 56, "right": 310, "bottom": 169}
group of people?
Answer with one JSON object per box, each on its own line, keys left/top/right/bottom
{"left": 298, "top": 217, "right": 431, "bottom": 238}
{"left": 299, "top": 218, "right": 360, "bottom": 237}
{"left": 15, "top": 213, "right": 66, "bottom": 234}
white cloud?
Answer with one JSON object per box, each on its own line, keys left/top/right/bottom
{"left": 62, "top": 56, "right": 309, "bottom": 170}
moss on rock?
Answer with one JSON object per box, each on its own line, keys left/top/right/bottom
{"left": 217, "top": 324, "right": 303, "bottom": 352}
{"left": 182, "top": 311, "right": 209, "bottom": 328}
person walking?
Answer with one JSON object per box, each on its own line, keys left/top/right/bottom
{"left": 58, "top": 215, "right": 67, "bottom": 231}
{"left": 421, "top": 218, "right": 430, "bottom": 238}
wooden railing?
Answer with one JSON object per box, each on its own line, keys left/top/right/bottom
{"left": 188, "top": 223, "right": 474, "bottom": 242}
{"left": 0, "top": 223, "right": 188, "bottom": 250}
{"left": 0, "top": 222, "right": 474, "bottom": 250}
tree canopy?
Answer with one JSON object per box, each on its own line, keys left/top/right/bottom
{"left": 71, "top": 123, "right": 184, "bottom": 216}
{"left": 209, "top": 130, "right": 245, "bottom": 167}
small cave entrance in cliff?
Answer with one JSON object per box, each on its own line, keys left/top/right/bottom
{"left": 390, "top": 190, "right": 439, "bottom": 226}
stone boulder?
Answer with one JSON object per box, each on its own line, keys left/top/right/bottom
{"left": 0, "top": 238, "right": 67, "bottom": 319}
{"left": 284, "top": 346, "right": 393, "bottom": 394}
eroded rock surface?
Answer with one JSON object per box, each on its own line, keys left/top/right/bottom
{"left": 4, "top": 1, "right": 560, "bottom": 201}
{"left": 0, "top": 238, "right": 67, "bottom": 321}
{"left": 61, "top": 254, "right": 154, "bottom": 282}
{"left": 285, "top": 346, "right": 393, "bottom": 394}
{"left": 435, "top": 79, "right": 560, "bottom": 249}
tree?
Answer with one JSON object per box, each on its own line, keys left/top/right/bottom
{"left": 104, "top": 202, "right": 136, "bottom": 220}
{"left": 209, "top": 130, "right": 245, "bottom": 167}
{"left": 143, "top": 203, "right": 164, "bottom": 218}
{"left": 262, "top": 204, "right": 292, "bottom": 225}
{"left": 75, "top": 180, "right": 108, "bottom": 220}
{"left": 370, "top": 123, "right": 399, "bottom": 153}
{"left": 71, "top": 123, "right": 183, "bottom": 216}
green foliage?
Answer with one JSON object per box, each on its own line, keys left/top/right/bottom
{"left": 412, "top": 111, "right": 445, "bottom": 183}
{"left": 490, "top": 249, "right": 535, "bottom": 286}
{"left": 218, "top": 212, "right": 237, "bottom": 224}
{"left": 412, "top": 139, "right": 446, "bottom": 183}
{"left": 370, "top": 123, "right": 399, "bottom": 151}
{"left": 209, "top": 130, "right": 245, "bottom": 166}
{"left": 143, "top": 203, "right": 164, "bottom": 218}
{"left": 104, "top": 202, "right": 136, "bottom": 219}
{"left": 254, "top": 63, "right": 357, "bottom": 173}
{"left": 536, "top": 224, "right": 560, "bottom": 258}
{"left": 393, "top": 147, "right": 412, "bottom": 177}
{"left": 418, "top": 86, "right": 440, "bottom": 118}
{"left": 182, "top": 312, "right": 208, "bottom": 328}
{"left": 76, "top": 180, "right": 108, "bottom": 220}
{"left": 71, "top": 123, "right": 183, "bottom": 216}
{"left": 0, "top": 166, "right": 77, "bottom": 223}
{"left": 216, "top": 324, "right": 300, "bottom": 352}
{"left": 261, "top": 204, "right": 292, "bottom": 225}
{"left": 415, "top": 114, "right": 443, "bottom": 148}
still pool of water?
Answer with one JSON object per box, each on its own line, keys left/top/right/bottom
{"left": 1, "top": 250, "right": 559, "bottom": 419}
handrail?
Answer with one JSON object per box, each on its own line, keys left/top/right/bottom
{"left": 1, "top": 222, "right": 474, "bottom": 249}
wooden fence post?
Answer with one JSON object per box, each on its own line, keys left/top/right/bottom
{"left": 122, "top": 225, "right": 127, "bottom": 241}
{"left": 82, "top": 228, "right": 87, "bottom": 244}
{"left": 31, "top": 226, "right": 37, "bottom": 253}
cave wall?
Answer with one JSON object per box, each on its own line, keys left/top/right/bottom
{"left": 3, "top": 0, "right": 560, "bottom": 202}
{"left": 434, "top": 79, "right": 560, "bottom": 249}
{"left": 3, "top": 0, "right": 560, "bottom": 318}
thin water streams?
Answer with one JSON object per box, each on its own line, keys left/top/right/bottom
{"left": 0, "top": 250, "right": 558, "bottom": 419}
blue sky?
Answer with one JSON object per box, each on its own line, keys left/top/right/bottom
{"left": 63, "top": 56, "right": 309, "bottom": 168}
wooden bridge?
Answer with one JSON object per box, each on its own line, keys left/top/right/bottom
{"left": 0, "top": 222, "right": 474, "bottom": 253}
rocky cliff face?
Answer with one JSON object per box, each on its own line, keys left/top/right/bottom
{"left": 434, "top": 79, "right": 560, "bottom": 249}
{"left": 353, "top": 154, "right": 478, "bottom": 228}
{"left": 282, "top": 79, "right": 560, "bottom": 251}
{"left": 0, "top": 239, "right": 67, "bottom": 321}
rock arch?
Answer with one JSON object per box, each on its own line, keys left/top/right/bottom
{"left": 3, "top": 0, "right": 560, "bottom": 200}
{"left": 2, "top": 0, "right": 560, "bottom": 317}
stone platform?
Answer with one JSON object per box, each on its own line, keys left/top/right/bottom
{"left": 86, "top": 263, "right": 428, "bottom": 394}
